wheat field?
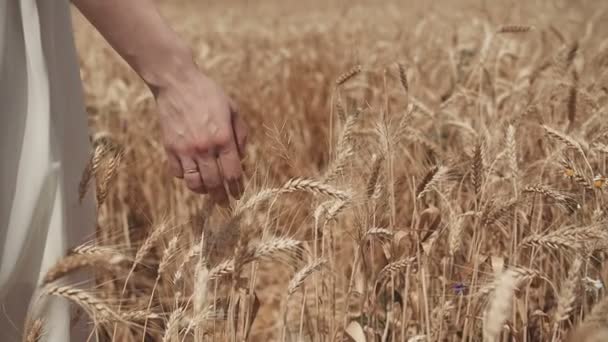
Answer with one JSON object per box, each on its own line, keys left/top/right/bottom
{"left": 22, "top": 0, "right": 608, "bottom": 341}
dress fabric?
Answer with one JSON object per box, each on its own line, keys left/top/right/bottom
{"left": 0, "top": 0, "right": 95, "bottom": 340}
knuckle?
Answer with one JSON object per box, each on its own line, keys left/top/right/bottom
{"left": 172, "top": 144, "right": 192, "bottom": 156}
{"left": 205, "top": 176, "right": 222, "bottom": 188}
{"left": 193, "top": 141, "right": 211, "bottom": 154}
{"left": 213, "top": 129, "right": 232, "bottom": 147}
{"left": 166, "top": 143, "right": 182, "bottom": 155}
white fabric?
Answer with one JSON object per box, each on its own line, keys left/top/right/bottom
{"left": 0, "top": 0, "right": 95, "bottom": 340}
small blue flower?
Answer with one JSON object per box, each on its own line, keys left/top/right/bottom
{"left": 452, "top": 282, "right": 467, "bottom": 295}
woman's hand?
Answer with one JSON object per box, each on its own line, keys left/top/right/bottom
{"left": 155, "top": 71, "right": 247, "bottom": 204}
{"left": 72, "top": 0, "right": 247, "bottom": 203}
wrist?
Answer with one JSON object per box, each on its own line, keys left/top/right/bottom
{"left": 138, "top": 42, "right": 198, "bottom": 96}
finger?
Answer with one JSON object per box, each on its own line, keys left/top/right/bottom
{"left": 231, "top": 110, "right": 248, "bottom": 157}
{"left": 228, "top": 97, "right": 240, "bottom": 116}
{"left": 166, "top": 150, "right": 184, "bottom": 179}
{"left": 181, "top": 157, "right": 207, "bottom": 194}
{"left": 217, "top": 138, "right": 244, "bottom": 199}
{"left": 196, "top": 155, "right": 228, "bottom": 205}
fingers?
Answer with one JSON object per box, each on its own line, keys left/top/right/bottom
{"left": 196, "top": 154, "right": 228, "bottom": 205}
{"left": 167, "top": 150, "right": 184, "bottom": 179}
{"left": 181, "top": 157, "right": 207, "bottom": 194}
{"left": 231, "top": 105, "right": 248, "bottom": 157}
{"left": 217, "top": 138, "right": 244, "bottom": 199}
{"left": 170, "top": 95, "right": 247, "bottom": 202}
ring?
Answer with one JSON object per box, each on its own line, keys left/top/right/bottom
{"left": 184, "top": 168, "right": 199, "bottom": 174}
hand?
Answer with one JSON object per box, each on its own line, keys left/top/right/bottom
{"left": 155, "top": 70, "right": 247, "bottom": 204}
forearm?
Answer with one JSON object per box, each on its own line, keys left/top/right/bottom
{"left": 72, "top": 0, "right": 196, "bottom": 93}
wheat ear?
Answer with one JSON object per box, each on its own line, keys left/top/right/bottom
{"left": 448, "top": 217, "right": 465, "bottom": 256}
{"left": 134, "top": 221, "right": 172, "bottom": 266}
{"left": 336, "top": 65, "right": 362, "bottom": 86}
{"left": 43, "top": 253, "right": 127, "bottom": 285}
{"left": 483, "top": 269, "right": 519, "bottom": 342}
{"left": 24, "top": 319, "right": 43, "bottom": 342}
{"left": 497, "top": 25, "right": 534, "bottom": 33}
{"left": 520, "top": 224, "right": 608, "bottom": 253}
{"left": 288, "top": 259, "right": 326, "bottom": 295}
{"left": 397, "top": 62, "right": 408, "bottom": 93}
{"left": 324, "top": 108, "right": 361, "bottom": 182}
{"left": 554, "top": 257, "right": 583, "bottom": 324}
{"left": 377, "top": 257, "right": 416, "bottom": 280}
{"left": 236, "top": 178, "right": 352, "bottom": 215}
{"left": 417, "top": 166, "right": 449, "bottom": 199}
{"left": 45, "top": 285, "right": 121, "bottom": 321}
{"left": 161, "top": 308, "right": 184, "bottom": 342}
{"left": 158, "top": 236, "right": 179, "bottom": 279}
{"left": 506, "top": 125, "right": 518, "bottom": 180}
{"left": 244, "top": 236, "right": 303, "bottom": 265}
{"left": 542, "top": 125, "right": 585, "bottom": 156}
{"left": 173, "top": 244, "right": 199, "bottom": 284}
{"left": 96, "top": 145, "right": 124, "bottom": 206}
{"left": 522, "top": 185, "right": 579, "bottom": 212}
{"left": 472, "top": 140, "right": 485, "bottom": 197}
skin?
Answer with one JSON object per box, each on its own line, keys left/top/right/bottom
{"left": 72, "top": 0, "right": 247, "bottom": 204}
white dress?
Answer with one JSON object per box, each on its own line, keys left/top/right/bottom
{"left": 0, "top": 0, "right": 95, "bottom": 340}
